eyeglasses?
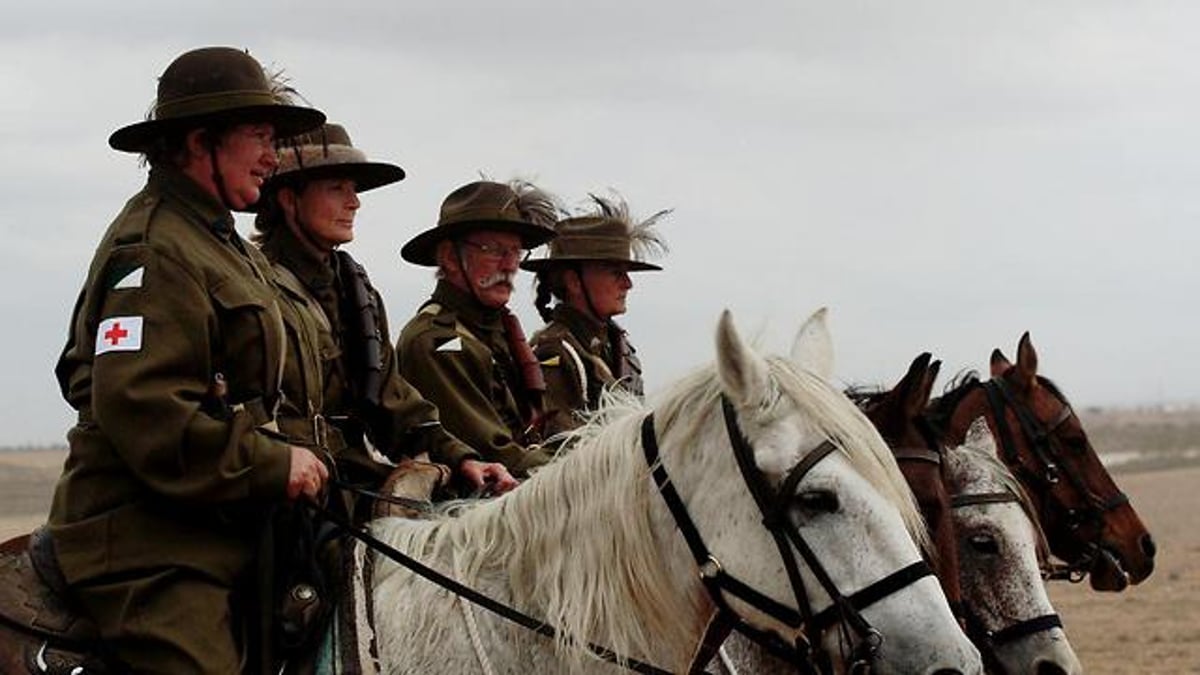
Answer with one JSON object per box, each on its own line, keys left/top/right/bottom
{"left": 460, "top": 239, "right": 529, "bottom": 263}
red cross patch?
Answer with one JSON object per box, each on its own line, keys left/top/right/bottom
{"left": 95, "top": 316, "right": 144, "bottom": 355}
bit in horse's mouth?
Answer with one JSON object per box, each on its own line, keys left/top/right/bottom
{"left": 1095, "top": 547, "right": 1131, "bottom": 591}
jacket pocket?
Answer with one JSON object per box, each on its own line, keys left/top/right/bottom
{"left": 210, "top": 279, "right": 285, "bottom": 406}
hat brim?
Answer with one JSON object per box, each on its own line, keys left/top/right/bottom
{"left": 265, "top": 161, "right": 406, "bottom": 194}
{"left": 520, "top": 256, "right": 662, "bottom": 273}
{"left": 109, "top": 103, "right": 326, "bottom": 153}
{"left": 401, "top": 220, "right": 555, "bottom": 267}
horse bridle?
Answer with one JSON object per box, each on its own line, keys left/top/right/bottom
{"left": 641, "top": 396, "right": 935, "bottom": 674}
{"left": 981, "top": 378, "right": 1129, "bottom": 581}
{"left": 950, "top": 490, "right": 1064, "bottom": 665}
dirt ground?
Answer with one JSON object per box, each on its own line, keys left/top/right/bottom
{"left": 2, "top": 449, "right": 1197, "bottom": 673}
{"left": 1046, "top": 466, "right": 1200, "bottom": 674}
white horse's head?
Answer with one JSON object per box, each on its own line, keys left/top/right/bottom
{"left": 654, "top": 308, "right": 979, "bottom": 674}
{"left": 371, "top": 309, "right": 980, "bottom": 674}
{"left": 947, "top": 418, "right": 1082, "bottom": 675}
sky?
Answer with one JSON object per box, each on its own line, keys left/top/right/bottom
{"left": 2, "top": 1, "right": 1198, "bottom": 446}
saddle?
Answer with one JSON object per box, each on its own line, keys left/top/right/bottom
{"left": 0, "top": 528, "right": 117, "bottom": 674}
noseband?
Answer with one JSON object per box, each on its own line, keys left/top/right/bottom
{"left": 641, "top": 395, "right": 934, "bottom": 674}
{"left": 951, "top": 491, "right": 1064, "bottom": 661}
{"left": 982, "top": 378, "right": 1129, "bottom": 581}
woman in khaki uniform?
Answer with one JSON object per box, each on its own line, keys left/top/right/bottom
{"left": 254, "top": 123, "right": 517, "bottom": 513}
{"left": 523, "top": 194, "right": 668, "bottom": 438}
{"left": 48, "top": 47, "right": 327, "bottom": 673}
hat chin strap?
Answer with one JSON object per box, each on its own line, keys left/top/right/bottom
{"left": 286, "top": 204, "right": 335, "bottom": 258}
{"left": 453, "top": 241, "right": 488, "bottom": 308}
{"left": 572, "top": 263, "right": 608, "bottom": 325}
{"left": 206, "top": 142, "right": 238, "bottom": 212}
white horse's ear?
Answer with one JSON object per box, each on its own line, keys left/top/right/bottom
{"left": 716, "top": 309, "right": 771, "bottom": 407}
{"left": 965, "top": 416, "right": 996, "bottom": 454}
{"left": 789, "top": 307, "right": 834, "bottom": 380}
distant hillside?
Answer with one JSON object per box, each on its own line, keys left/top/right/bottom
{"left": 0, "top": 407, "right": 1195, "bottom": 516}
{"left": 1080, "top": 405, "right": 1200, "bottom": 473}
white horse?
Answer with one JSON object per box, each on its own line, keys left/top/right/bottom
{"left": 947, "top": 419, "right": 1082, "bottom": 675}
{"left": 716, "top": 421, "right": 1081, "bottom": 675}
{"left": 369, "top": 310, "right": 980, "bottom": 674}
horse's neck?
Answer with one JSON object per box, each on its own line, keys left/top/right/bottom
{"left": 440, "top": 421, "right": 711, "bottom": 668}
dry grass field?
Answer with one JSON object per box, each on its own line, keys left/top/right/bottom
{"left": 2, "top": 406, "right": 1197, "bottom": 672}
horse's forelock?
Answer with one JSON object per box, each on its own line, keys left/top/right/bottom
{"left": 767, "top": 357, "right": 932, "bottom": 553}
{"left": 926, "top": 370, "right": 983, "bottom": 434}
{"left": 655, "top": 357, "right": 932, "bottom": 553}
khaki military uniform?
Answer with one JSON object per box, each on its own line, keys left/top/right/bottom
{"left": 261, "top": 228, "right": 476, "bottom": 493}
{"left": 397, "top": 281, "right": 552, "bottom": 477}
{"left": 530, "top": 304, "right": 644, "bottom": 438}
{"left": 49, "top": 168, "right": 298, "bottom": 672}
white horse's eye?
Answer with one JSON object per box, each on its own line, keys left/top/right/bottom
{"left": 967, "top": 533, "right": 1000, "bottom": 555}
{"left": 793, "top": 489, "right": 840, "bottom": 514}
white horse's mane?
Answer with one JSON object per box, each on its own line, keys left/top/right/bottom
{"left": 373, "top": 354, "right": 929, "bottom": 669}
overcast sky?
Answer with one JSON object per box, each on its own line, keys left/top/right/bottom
{"left": 2, "top": 1, "right": 1197, "bottom": 446}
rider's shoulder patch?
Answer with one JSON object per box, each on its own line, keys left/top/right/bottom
{"left": 435, "top": 336, "right": 463, "bottom": 353}
{"left": 95, "top": 316, "right": 144, "bottom": 355}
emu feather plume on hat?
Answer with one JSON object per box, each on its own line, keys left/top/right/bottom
{"left": 521, "top": 192, "right": 670, "bottom": 272}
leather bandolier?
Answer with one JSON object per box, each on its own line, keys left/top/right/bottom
{"left": 335, "top": 250, "right": 384, "bottom": 410}
{"left": 500, "top": 309, "right": 548, "bottom": 444}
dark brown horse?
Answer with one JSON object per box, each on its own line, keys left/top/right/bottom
{"left": 849, "top": 353, "right": 962, "bottom": 618}
{"left": 927, "top": 332, "right": 1155, "bottom": 591}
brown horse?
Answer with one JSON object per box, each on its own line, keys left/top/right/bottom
{"left": 849, "top": 352, "right": 962, "bottom": 618}
{"left": 927, "top": 332, "right": 1156, "bottom": 591}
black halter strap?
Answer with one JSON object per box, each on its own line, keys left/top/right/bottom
{"left": 641, "top": 397, "right": 935, "bottom": 673}
{"left": 951, "top": 491, "right": 1021, "bottom": 508}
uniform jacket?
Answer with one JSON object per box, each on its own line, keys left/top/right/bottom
{"left": 530, "top": 304, "right": 644, "bottom": 438}
{"left": 49, "top": 168, "right": 294, "bottom": 586}
{"left": 397, "top": 281, "right": 552, "bottom": 477}
{"left": 260, "top": 228, "right": 475, "bottom": 483}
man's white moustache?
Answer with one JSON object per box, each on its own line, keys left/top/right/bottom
{"left": 479, "top": 272, "right": 516, "bottom": 289}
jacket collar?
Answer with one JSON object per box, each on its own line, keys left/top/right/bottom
{"left": 260, "top": 225, "right": 336, "bottom": 293}
{"left": 551, "top": 304, "right": 611, "bottom": 354}
{"left": 149, "top": 167, "right": 237, "bottom": 239}
{"left": 432, "top": 279, "right": 504, "bottom": 333}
